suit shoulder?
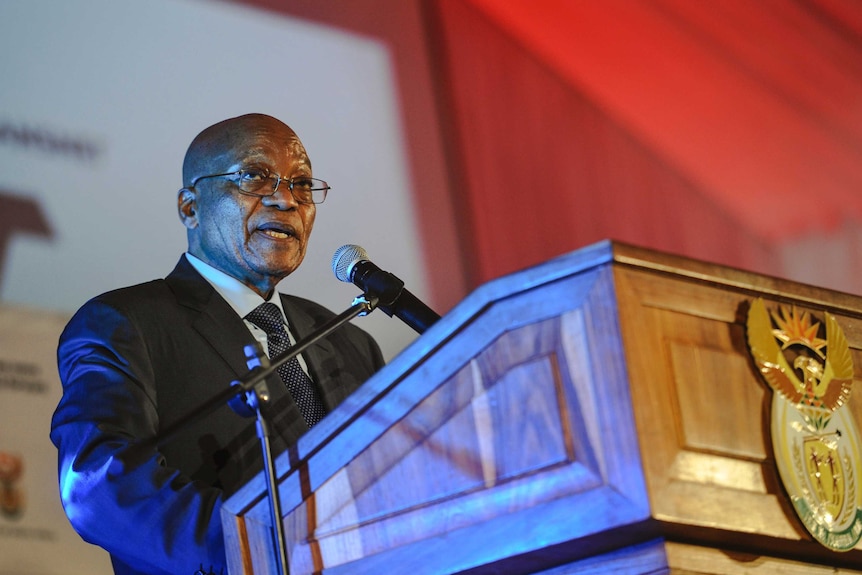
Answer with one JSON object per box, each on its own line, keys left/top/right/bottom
{"left": 62, "top": 279, "right": 176, "bottom": 338}
{"left": 78, "top": 279, "right": 173, "bottom": 314}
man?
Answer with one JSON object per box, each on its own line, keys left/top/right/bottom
{"left": 50, "top": 114, "right": 385, "bottom": 574}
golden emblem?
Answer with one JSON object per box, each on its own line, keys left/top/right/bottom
{"left": 746, "top": 298, "right": 862, "bottom": 550}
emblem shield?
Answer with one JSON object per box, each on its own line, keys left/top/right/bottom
{"left": 747, "top": 298, "right": 862, "bottom": 551}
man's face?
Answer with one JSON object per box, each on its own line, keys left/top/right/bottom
{"left": 184, "top": 118, "right": 316, "bottom": 296}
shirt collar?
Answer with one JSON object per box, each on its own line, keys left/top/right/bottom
{"left": 184, "top": 252, "right": 287, "bottom": 321}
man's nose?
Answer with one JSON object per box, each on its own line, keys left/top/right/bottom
{"left": 262, "top": 180, "right": 299, "bottom": 209}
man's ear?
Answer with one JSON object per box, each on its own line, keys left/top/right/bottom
{"left": 178, "top": 187, "right": 199, "bottom": 229}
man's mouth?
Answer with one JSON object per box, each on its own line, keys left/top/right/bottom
{"left": 257, "top": 223, "right": 297, "bottom": 240}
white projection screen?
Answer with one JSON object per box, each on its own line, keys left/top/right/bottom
{"left": 0, "top": 1, "right": 427, "bottom": 572}
{"left": 0, "top": 0, "right": 428, "bottom": 360}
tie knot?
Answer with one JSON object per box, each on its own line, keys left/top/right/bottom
{"left": 245, "top": 302, "right": 285, "bottom": 336}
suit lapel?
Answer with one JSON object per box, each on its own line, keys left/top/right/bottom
{"left": 164, "top": 256, "right": 256, "bottom": 380}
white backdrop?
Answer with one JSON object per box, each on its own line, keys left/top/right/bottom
{"left": 0, "top": 1, "right": 429, "bottom": 572}
{"left": 0, "top": 0, "right": 428, "bottom": 361}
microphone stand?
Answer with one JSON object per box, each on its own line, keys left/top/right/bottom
{"left": 125, "top": 294, "right": 378, "bottom": 575}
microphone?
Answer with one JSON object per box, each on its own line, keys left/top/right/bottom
{"left": 332, "top": 244, "right": 441, "bottom": 334}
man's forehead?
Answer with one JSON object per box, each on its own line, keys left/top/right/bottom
{"left": 222, "top": 143, "right": 311, "bottom": 172}
{"left": 223, "top": 136, "right": 309, "bottom": 161}
{"left": 184, "top": 115, "right": 309, "bottom": 180}
{"left": 214, "top": 120, "right": 304, "bottom": 154}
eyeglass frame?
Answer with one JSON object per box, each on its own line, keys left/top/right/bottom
{"left": 189, "top": 169, "right": 330, "bottom": 204}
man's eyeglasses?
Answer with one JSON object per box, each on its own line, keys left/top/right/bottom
{"left": 191, "top": 169, "right": 329, "bottom": 204}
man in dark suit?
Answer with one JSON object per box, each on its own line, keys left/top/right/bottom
{"left": 50, "top": 114, "right": 385, "bottom": 575}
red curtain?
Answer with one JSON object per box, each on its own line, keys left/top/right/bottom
{"left": 235, "top": 0, "right": 862, "bottom": 298}
{"left": 430, "top": 0, "right": 777, "bottom": 285}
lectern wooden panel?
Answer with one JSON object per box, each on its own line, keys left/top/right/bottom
{"left": 222, "top": 241, "right": 862, "bottom": 574}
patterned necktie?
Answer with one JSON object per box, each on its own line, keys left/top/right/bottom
{"left": 245, "top": 302, "right": 327, "bottom": 427}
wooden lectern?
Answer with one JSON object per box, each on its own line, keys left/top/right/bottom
{"left": 222, "top": 241, "right": 862, "bottom": 574}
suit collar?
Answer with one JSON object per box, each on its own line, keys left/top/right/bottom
{"left": 164, "top": 254, "right": 218, "bottom": 311}
{"left": 165, "top": 255, "right": 256, "bottom": 379}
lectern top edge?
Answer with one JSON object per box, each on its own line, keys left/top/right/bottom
{"left": 607, "top": 240, "right": 862, "bottom": 314}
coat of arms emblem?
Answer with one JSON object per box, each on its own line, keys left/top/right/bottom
{"left": 746, "top": 297, "right": 862, "bottom": 551}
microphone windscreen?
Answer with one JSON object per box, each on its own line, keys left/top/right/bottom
{"left": 332, "top": 244, "right": 369, "bottom": 283}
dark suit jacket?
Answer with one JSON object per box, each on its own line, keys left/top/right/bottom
{"left": 50, "top": 256, "right": 384, "bottom": 575}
